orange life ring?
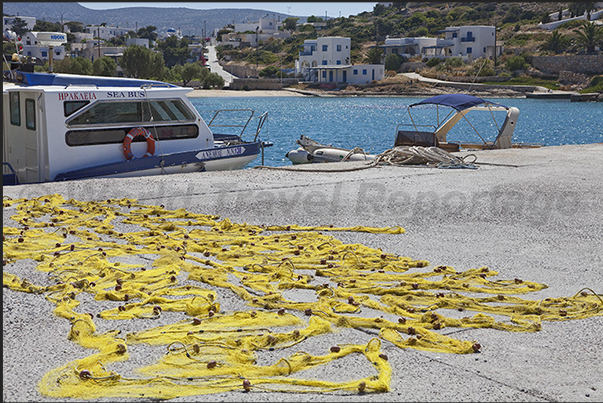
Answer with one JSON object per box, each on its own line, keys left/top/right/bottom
{"left": 123, "top": 127, "right": 155, "bottom": 160}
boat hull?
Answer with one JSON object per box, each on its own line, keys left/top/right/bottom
{"left": 54, "top": 142, "right": 262, "bottom": 182}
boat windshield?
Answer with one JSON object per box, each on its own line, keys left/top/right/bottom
{"left": 67, "top": 99, "right": 196, "bottom": 126}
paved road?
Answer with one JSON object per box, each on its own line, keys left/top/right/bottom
{"left": 205, "top": 44, "right": 236, "bottom": 87}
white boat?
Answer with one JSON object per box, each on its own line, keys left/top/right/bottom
{"left": 3, "top": 56, "right": 271, "bottom": 185}
{"left": 285, "top": 135, "right": 376, "bottom": 164}
{"left": 395, "top": 93, "right": 542, "bottom": 151}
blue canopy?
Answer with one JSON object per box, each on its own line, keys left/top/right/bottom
{"left": 6, "top": 70, "right": 179, "bottom": 88}
{"left": 409, "top": 94, "right": 506, "bottom": 111}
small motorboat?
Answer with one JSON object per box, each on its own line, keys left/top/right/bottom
{"left": 285, "top": 135, "right": 376, "bottom": 164}
{"left": 395, "top": 93, "right": 542, "bottom": 151}
{"left": 3, "top": 34, "right": 272, "bottom": 185}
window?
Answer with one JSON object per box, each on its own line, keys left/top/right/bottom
{"left": 483, "top": 47, "right": 486, "bottom": 53}
{"left": 25, "top": 99, "right": 36, "bottom": 130}
{"left": 41, "top": 51, "right": 47, "bottom": 57}
{"left": 10, "top": 92, "right": 20, "bottom": 126}
{"left": 64, "top": 101, "right": 90, "bottom": 117}
{"left": 392, "top": 48, "right": 398, "bottom": 54}
{"left": 67, "top": 99, "right": 196, "bottom": 126}
{"left": 337, "top": 44, "right": 341, "bottom": 51}
{"left": 322, "top": 71, "right": 326, "bottom": 78}
{"left": 322, "top": 44, "right": 328, "bottom": 51}
{"left": 467, "top": 47, "right": 472, "bottom": 54}
{"left": 353, "top": 69, "right": 358, "bottom": 75}
{"left": 336, "top": 60, "right": 341, "bottom": 65}
{"left": 452, "top": 32, "right": 457, "bottom": 38}
{"left": 322, "top": 60, "right": 327, "bottom": 65}
{"left": 66, "top": 125, "right": 199, "bottom": 147}
{"left": 363, "top": 69, "right": 367, "bottom": 75}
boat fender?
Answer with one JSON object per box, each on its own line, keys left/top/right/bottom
{"left": 123, "top": 127, "right": 156, "bottom": 160}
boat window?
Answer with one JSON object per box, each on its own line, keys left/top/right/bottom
{"left": 66, "top": 99, "right": 195, "bottom": 126}
{"left": 146, "top": 100, "right": 196, "bottom": 122}
{"left": 9, "top": 92, "right": 20, "bottom": 126}
{"left": 65, "top": 124, "right": 199, "bottom": 146}
{"left": 64, "top": 101, "right": 90, "bottom": 117}
{"left": 25, "top": 99, "right": 36, "bottom": 130}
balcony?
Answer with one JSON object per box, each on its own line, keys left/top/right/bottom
{"left": 461, "top": 37, "right": 476, "bottom": 42}
{"left": 299, "top": 51, "right": 314, "bottom": 56}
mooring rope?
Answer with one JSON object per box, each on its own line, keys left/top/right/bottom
{"left": 3, "top": 194, "right": 601, "bottom": 400}
{"left": 255, "top": 146, "right": 477, "bottom": 172}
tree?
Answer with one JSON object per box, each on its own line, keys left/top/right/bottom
{"left": 157, "top": 36, "right": 192, "bottom": 67}
{"left": 33, "top": 21, "right": 61, "bottom": 32}
{"left": 10, "top": 18, "right": 29, "bottom": 36}
{"left": 540, "top": 30, "right": 571, "bottom": 54}
{"left": 568, "top": 2, "right": 597, "bottom": 20}
{"left": 202, "top": 72, "right": 224, "bottom": 89}
{"left": 364, "top": 47, "right": 384, "bottom": 64}
{"left": 136, "top": 26, "right": 158, "bottom": 42}
{"left": 121, "top": 45, "right": 164, "bottom": 79}
{"left": 149, "top": 52, "right": 166, "bottom": 80}
{"left": 64, "top": 21, "right": 84, "bottom": 33}
{"left": 180, "top": 62, "right": 204, "bottom": 86}
{"left": 54, "top": 57, "right": 93, "bottom": 75}
{"left": 505, "top": 55, "right": 528, "bottom": 72}
{"left": 259, "top": 65, "right": 279, "bottom": 78}
{"left": 283, "top": 17, "right": 298, "bottom": 32}
{"left": 92, "top": 56, "right": 116, "bottom": 77}
{"left": 384, "top": 53, "right": 402, "bottom": 71}
{"left": 573, "top": 20, "right": 603, "bottom": 54}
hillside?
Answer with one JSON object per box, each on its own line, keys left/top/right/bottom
{"left": 2, "top": 2, "right": 293, "bottom": 36}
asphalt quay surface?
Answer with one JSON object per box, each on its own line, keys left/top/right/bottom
{"left": 3, "top": 143, "right": 603, "bottom": 402}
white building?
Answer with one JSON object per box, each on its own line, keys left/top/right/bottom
{"left": 311, "top": 64, "right": 385, "bottom": 84}
{"left": 381, "top": 36, "right": 437, "bottom": 58}
{"left": 126, "top": 38, "right": 149, "bottom": 48}
{"left": 382, "top": 25, "right": 500, "bottom": 62}
{"left": 218, "top": 15, "right": 289, "bottom": 47}
{"left": 295, "top": 36, "right": 384, "bottom": 84}
{"left": 235, "top": 15, "right": 281, "bottom": 34}
{"left": 83, "top": 25, "right": 131, "bottom": 40}
{"left": 296, "top": 37, "right": 351, "bottom": 77}
{"left": 19, "top": 31, "right": 66, "bottom": 62}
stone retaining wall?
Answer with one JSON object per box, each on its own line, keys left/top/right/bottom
{"left": 221, "top": 64, "right": 260, "bottom": 78}
{"left": 229, "top": 78, "right": 299, "bottom": 90}
{"left": 531, "top": 55, "right": 603, "bottom": 75}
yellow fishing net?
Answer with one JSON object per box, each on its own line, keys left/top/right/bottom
{"left": 3, "top": 194, "right": 602, "bottom": 400}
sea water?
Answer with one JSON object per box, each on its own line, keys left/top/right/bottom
{"left": 189, "top": 96, "right": 602, "bottom": 168}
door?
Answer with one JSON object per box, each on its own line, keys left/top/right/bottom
{"left": 329, "top": 71, "right": 333, "bottom": 82}
{"left": 343, "top": 71, "right": 347, "bottom": 82}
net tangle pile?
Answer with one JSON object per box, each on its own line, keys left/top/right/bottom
{"left": 3, "top": 194, "right": 602, "bottom": 400}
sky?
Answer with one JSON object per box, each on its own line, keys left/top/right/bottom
{"left": 79, "top": 2, "right": 378, "bottom": 18}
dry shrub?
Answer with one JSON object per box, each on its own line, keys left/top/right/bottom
{"left": 379, "top": 74, "right": 413, "bottom": 84}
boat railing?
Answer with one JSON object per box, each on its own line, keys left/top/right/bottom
{"left": 253, "top": 111, "right": 268, "bottom": 142}
{"left": 3, "top": 162, "right": 19, "bottom": 185}
{"left": 141, "top": 83, "right": 173, "bottom": 89}
{"left": 208, "top": 109, "right": 266, "bottom": 143}
{"left": 65, "top": 83, "right": 98, "bottom": 89}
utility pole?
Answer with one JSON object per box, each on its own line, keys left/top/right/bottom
{"left": 97, "top": 26, "right": 101, "bottom": 60}
{"left": 493, "top": 25, "right": 498, "bottom": 67}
